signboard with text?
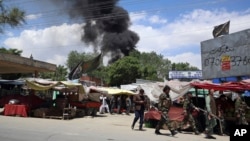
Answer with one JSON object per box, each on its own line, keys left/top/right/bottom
{"left": 201, "top": 29, "right": 250, "bottom": 79}
{"left": 169, "top": 71, "right": 202, "bottom": 79}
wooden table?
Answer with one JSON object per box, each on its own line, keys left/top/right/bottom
{"left": 4, "top": 104, "right": 28, "bottom": 117}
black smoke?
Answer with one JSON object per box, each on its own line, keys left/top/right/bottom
{"left": 51, "top": 0, "right": 140, "bottom": 63}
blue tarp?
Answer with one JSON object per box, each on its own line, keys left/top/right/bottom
{"left": 213, "top": 76, "right": 250, "bottom": 83}
{"left": 0, "top": 79, "right": 25, "bottom": 85}
{"left": 244, "top": 91, "right": 250, "bottom": 97}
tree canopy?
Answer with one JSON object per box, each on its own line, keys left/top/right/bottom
{"left": 0, "top": 1, "right": 25, "bottom": 33}
{"left": 40, "top": 65, "right": 68, "bottom": 81}
{"left": 105, "top": 56, "right": 141, "bottom": 86}
{"left": 65, "top": 50, "right": 200, "bottom": 86}
{"left": 0, "top": 47, "right": 22, "bottom": 55}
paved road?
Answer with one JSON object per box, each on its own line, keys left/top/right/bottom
{"left": 0, "top": 113, "right": 229, "bottom": 141}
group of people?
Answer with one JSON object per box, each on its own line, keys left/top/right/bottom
{"left": 99, "top": 93, "right": 150, "bottom": 115}
{"left": 131, "top": 86, "right": 178, "bottom": 135}
{"left": 130, "top": 85, "right": 250, "bottom": 139}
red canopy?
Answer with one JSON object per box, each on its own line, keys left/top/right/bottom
{"left": 190, "top": 80, "right": 250, "bottom": 92}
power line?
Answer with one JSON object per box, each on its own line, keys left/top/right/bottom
{"left": 6, "top": 21, "right": 250, "bottom": 51}
{"left": 1, "top": 0, "right": 239, "bottom": 31}
{"left": 1, "top": 0, "right": 249, "bottom": 41}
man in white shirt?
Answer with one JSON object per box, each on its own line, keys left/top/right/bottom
{"left": 99, "top": 94, "right": 110, "bottom": 114}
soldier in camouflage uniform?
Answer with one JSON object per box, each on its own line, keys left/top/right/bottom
{"left": 235, "top": 94, "right": 250, "bottom": 125}
{"left": 155, "top": 85, "right": 177, "bottom": 136}
{"left": 179, "top": 92, "right": 200, "bottom": 135}
{"left": 216, "top": 94, "right": 228, "bottom": 135}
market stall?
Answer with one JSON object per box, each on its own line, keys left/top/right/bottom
{"left": 24, "top": 79, "right": 87, "bottom": 119}
{"left": 190, "top": 80, "right": 250, "bottom": 132}
{"left": 87, "top": 86, "right": 137, "bottom": 114}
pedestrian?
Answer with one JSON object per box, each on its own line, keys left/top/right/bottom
{"left": 204, "top": 89, "right": 217, "bottom": 139}
{"left": 154, "top": 85, "right": 177, "bottom": 136}
{"left": 110, "top": 95, "right": 116, "bottom": 114}
{"left": 235, "top": 93, "right": 250, "bottom": 125}
{"left": 99, "top": 94, "right": 110, "bottom": 114}
{"left": 117, "top": 95, "right": 122, "bottom": 114}
{"left": 178, "top": 92, "right": 200, "bottom": 135}
{"left": 126, "top": 95, "right": 132, "bottom": 115}
{"left": 131, "top": 89, "right": 146, "bottom": 130}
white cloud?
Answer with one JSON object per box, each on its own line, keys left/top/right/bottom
{"left": 167, "top": 52, "right": 201, "bottom": 69}
{"left": 130, "top": 8, "right": 250, "bottom": 69}
{"left": 25, "top": 13, "right": 42, "bottom": 20}
{"left": 149, "top": 15, "right": 167, "bottom": 24}
{"left": 4, "top": 23, "right": 89, "bottom": 67}
{"left": 2, "top": 8, "right": 250, "bottom": 71}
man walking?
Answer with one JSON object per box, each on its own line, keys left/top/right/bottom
{"left": 179, "top": 92, "right": 200, "bottom": 135}
{"left": 131, "top": 89, "right": 146, "bottom": 130}
{"left": 99, "top": 94, "right": 110, "bottom": 114}
{"left": 155, "top": 85, "right": 177, "bottom": 136}
{"left": 235, "top": 93, "right": 250, "bottom": 125}
{"left": 205, "top": 89, "right": 217, "bottom": 139}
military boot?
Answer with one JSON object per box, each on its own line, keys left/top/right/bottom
{"left": 177, "top": 127, "right": 182, "bottom": 133}
{"left": 194, "top": 130, "right": 200, "bottom": 135}
{"left": 170, "top": 130, "right": 178, "bottom": 136}
{"left": 155, "top": 129, "right": 161, "bottom": 135}
{"left": 155, "top": 125, "right": 161, "bottom": 135}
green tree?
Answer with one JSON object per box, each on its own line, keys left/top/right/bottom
{"left": 0, "top": 47, "right": 22, "bottom": 55}
{"left": 130, "top": 50, "right": 172, "bottom": 81}
{"left": 54, "top": 65, "right": 68, "bottom": 81}
{"left": 105, "top": 56, "right": 141, "bottom": 86}
{"left": 40, "top": 65, "right": 68, "bottom": 81}
{"left": 66, "top": 51, "right": 99, "bottom": 71}
{"left": 0, "top": 1, "right": 25, "bottom": 33}
{"left": 171, "top": 62, "right": 199, "bottom": 71}
{"left": 0, "top": 1, "right": 25, "bottom": 80}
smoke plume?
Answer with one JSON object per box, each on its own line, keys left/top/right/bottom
{"left": 51, "top": 0, "right": 140, "bottom": 63}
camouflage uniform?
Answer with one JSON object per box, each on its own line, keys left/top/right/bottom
{"left": 216, "top": 95, "right": 227, "bottom": 135}
{"left": 155, "top": 92, "right": 175, "bottom": 134}
{"left": 180, "top": 96, "right": 199, "bottom": 134}
{"left": 235, "top": 97, "right": 250, "bottom": 125}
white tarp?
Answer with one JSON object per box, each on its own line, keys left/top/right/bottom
{"left": 164, "top": 79, "right": 193, "bottom": 101}
{"left": 121, "top": 80, "right": 195, "bottom": 103}
{"left": 120, "top": 84, "right": 138, "bottom": 92}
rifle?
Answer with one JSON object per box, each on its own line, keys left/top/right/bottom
{"left": 196, "top": 107, "right": 220, "bottom": 120}
{"left": 196, "top": 107, "right": 223, "bottom": 135}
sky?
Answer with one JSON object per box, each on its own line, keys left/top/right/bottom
{"left": 1, "top": 0, "right": 250, "bottom": 70}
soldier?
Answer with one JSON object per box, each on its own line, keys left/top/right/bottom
{"left": 179, "top": 92, "right": 200, "bottom": 135}
{"left": 216, "top": 94, "right": 228, "bottom": 135}
{"left": 204, "top": 89, "right": 217, "bottom": 139}
{"left": 155, "top": 85, "right": 177, "bottom": 136}
{"left": 235, "top": 93, "right": 250, "bottom": 125}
